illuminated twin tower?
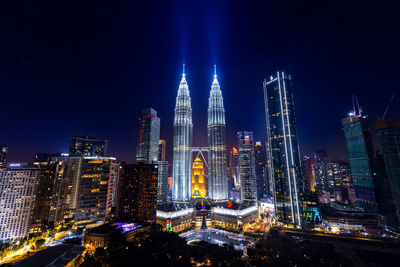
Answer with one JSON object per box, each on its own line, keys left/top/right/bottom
{"left": 172, "top": 65, "right": 228, "bottom": 202}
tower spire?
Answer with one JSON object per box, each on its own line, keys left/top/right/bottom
{"left": 212, "top": 65, "right": 219, "bottom": 85}
{"left": 182, "top": 63, "right": 186, "bottom": 78}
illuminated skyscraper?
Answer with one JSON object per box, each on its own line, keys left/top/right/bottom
{"left": 172, "top": 66, "right": 193, "bottom": 201}
{"left": 263, "top": 72, "right": 302, "bottom": 226}
{"left": 342, "top": 113, "right": 378, "bottom": 213}
{"left": 158, "top": 139, "right": 167, "bottom": 161}
{"left": 117, "top": 163, "right": 158, "bottom": 223}
{"left": 192, "top": 157, "right": 206, "bottom": 198}
{"left": 136, "top": 108, "right": 161, "bottom": 163}
{"left": 238, "top": 131, "right": 257, "bottom": 203}
{"left": 0, "top": 164, "right": 38, "bottom": 241}
{"left": 74, "top": 157, "right": 118, "bottom": 225}
{"left": 228, "top": 147, "right": 240, "bottom": 187}
{"left": 207, "top": 67, "right": 228, "bottom": 200}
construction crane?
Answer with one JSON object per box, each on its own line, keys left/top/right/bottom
{"left": 381, "top": 95, "right": 395, "bottom": 120}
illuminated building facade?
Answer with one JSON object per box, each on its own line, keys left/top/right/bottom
{"left": 207, "top": 68, "right": 228, "bottom": 200}
{"left": 342, "top": 114, "right": 378, "bottom": 213}
{"left": 0, "top": 164, "right": 38, "bottom": 241}
{"left": 47, "top": 156, "right": 82, "bottom": 226}
{"left": 158, "top": 139, "right": 166, "bottom": 161}
{"left": 31, "top": 160, "right": 58, "bottom": 231}
{"left": 157, "top": 161, "right": 169, "bottom": 205}
{"left": 263, "top": 72, "right": 302, "bottom": 226}
{"left": 192, "top": 157, "right": 206, "bottom": 198}
{"left": 301, "top": 156, "right": 315, "bottom": 192}
{"left": 69, "top": 136, "right": 108, "bottom": 157}
{"left": 0, "top": 144, "right": 8, "bottom": 169}
{"left": 237, "top": 131, "right": 257, "bottom": 204}
{"left": 136, "top": 108, "right": 161, "bottom": 163}
{"left": 376, "top": 118, "right": 400, "bottom": 222}
{"left": 117, "top": 163, "right": 158, "bottom": 223}
{"left": 74, "top": 157, "right": 117, "bottom": 225}
{"left": 172, "top": 68, "right": 193, "bottom": 201}
{"left": 228, "top": 147, "right": 240, "bottom": 187}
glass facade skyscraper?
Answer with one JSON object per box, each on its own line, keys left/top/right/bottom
{"left": 342, "top": 115, "right": 378, "bottom": 213}
{"left": 207, "top": 69, "right": 228, "bottom": 200}
{"left": 136, "top": 108, "right": 161, "bottom": 163}
{"left": 263, "top": 71, "right": 302, "bottom": 226}
{"left": 172, "top": 70, "right": 193, "bottom": 201}
{"left": 237, "top": 131, "right": 257, "bottom": 204}
{"left": 376, "top": 118, "right": 400, "bottom": 222}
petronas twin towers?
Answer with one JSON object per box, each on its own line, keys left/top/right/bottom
{"left": 172, "top": 65, "right": 228, "bottom": 202}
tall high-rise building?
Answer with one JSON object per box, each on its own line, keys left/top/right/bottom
{"left": 136, "top": 108, "right": 161, "bottom": 163}
{"left": 376, "top": 118, "right": 400, "bottom": 222}
{"left": 158, "top": 139, "right": 167, "bottom": 162}
{"left": 49, "top": 156, "right": 83, "bottom": 225}
{"left": 172, "top": 67, "right": 193, "bottom": 201}
{"left": 31, "top": 160, "right": 58, "bottom": 231}
{"left": 263, "top": 72, "right": 302, "bottom": 226}
{"left": 74, "top": 157, "right": 117, "bottom": 225}
{"left": 254, "top": 141, "right": 268, "bottom": 200}
{"left": 192, "top": 157, "right": 207, "bottom": 198}
{"left": 237, "top": 132, "right": 257, "bottom": 204}
{"left": 228, "top": 147, "right": 240, "bottom": 187}
{"left": 0, "top": 145, "right": 8, "bottom": 169}
{"left": 207, "top": 67, "right": 228, "bottom": 200}
{"left": 342, "top": 114, "right": 378, "bottom": 213}
{"left": 301, "top": 156, "right": 315, "bottom": 192}
{"left": 117, "top": 163, "right": 158, "bottom": 223}
{"left": 0, "top": 164, "right": 39, "bottom": 241}
{"left": 69, "top": 136, "right": 108, "bottom": 157}
{"left": 157, "top": 161, "right": 169, "bottom": 205}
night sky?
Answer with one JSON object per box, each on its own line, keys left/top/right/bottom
{"left": 1, "top": 1, "right": 399, "bottom": 163}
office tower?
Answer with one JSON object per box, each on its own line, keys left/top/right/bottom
{"left": 74, "top": 157, "right": 117, "bottom": 225}
{"left": 207, "top": 67, "right": 228, "bottom": 200}
{"left": 192, "top": 157, "right": 206, "bottom": 198}
{"left": 158, "top": 140, "right": 167, "bottom": 162}
{"left": 136, "top": 108, "right": 161, "bottom": 163}
{"left": 376, "top": 118, "right": 400, "bottom": 222}
{"left": 172, "top": 67, "right": 193, "bottom": 201}
{"left": 228, "top": 147, "right": 240, "bottom": 187}
{"left": 31, "top": 160, "right": 58, "bottom": 231}
{"left": 237, "top": 132, "right": 257, "bottom": 204}
{"left": 314, "top": 162, "right": 334, "bottom": 197}
{"left": 0, "top": 145, "right": 8, "bottom": 168}
{"left": 255, "top": 141, "right": 268, "bottom": 200}
{"left": 263, "top": 72, "right": 302, "bottom": 226}
{"left": 69, "top": 136, "right": 108, "bottom": 156}
{"left": 157, "top": 161, "right": 169, "bottom": 205}
{"left": 301, "top": 156, "right": 315, "bottom": 192}
{"left": 49, "top": 156, "right": 83, "bottom": 225}
{"left": 117, "top": 163, "right": 158, "bottom": 223}
{"left": 0, "top": 164, "right": 38, "bottom": 241}
{"left": 342, "top": 113, "right": 378, "bottom": 213}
